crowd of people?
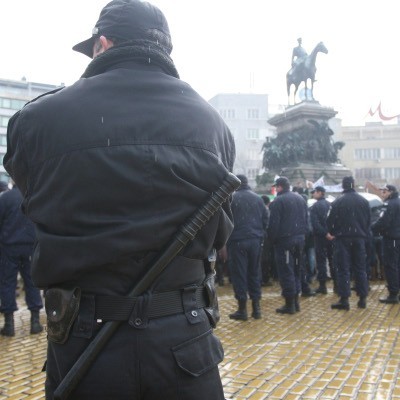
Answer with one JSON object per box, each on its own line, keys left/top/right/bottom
{"left": 225, "top": 174, "right": 400, "bottom": 318}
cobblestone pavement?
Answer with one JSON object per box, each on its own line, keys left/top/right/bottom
{"left": 1, "top": 280, "right": 400, "bottom": 399}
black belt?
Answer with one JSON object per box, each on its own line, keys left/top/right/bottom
{"left": 94, "top": 286, "right": 207, "bottom": 321}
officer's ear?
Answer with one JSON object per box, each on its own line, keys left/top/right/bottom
{"left": 93, "top": 36, "right": 114, "bottom": 59}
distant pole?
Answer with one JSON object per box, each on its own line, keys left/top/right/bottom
{"left": 249, "top": 72, "right": 254, "bottom": 92}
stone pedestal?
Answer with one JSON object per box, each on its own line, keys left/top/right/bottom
{"left": 268, "top": 101, "right": 337, "bottom": 135}
{"left": 267, "top": 102, "right": 351, "bottom": 186}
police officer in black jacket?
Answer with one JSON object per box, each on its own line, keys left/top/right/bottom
{"left": 310, "top": 186, "right": 334, "bottom": 294}
{"left": 268, "top": 177, "right": 308, "bottom": 314}
{"left": 228, "top": 175, "right": 269, "bottom": 321}
{"left": 372, "top": 184, "right": 400, "bottom": 304}
{"left": 0, "top": 184, "right": 43, "bottom": 336}
{"left": 327, "top": 176, "right": 370, "bottom": 310}
{"left": 4, "top": 1, "right": 235, "bottom": 398}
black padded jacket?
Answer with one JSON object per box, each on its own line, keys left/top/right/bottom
{"left": 4, "top": 58, "right": 235, "bottom": 291}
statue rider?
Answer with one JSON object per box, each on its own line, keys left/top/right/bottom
{"left": 291, "top": 37, "right": 308, "bottom": 68}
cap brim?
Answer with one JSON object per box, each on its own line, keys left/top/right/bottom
{"left": 72, "top": 36, "right": 96, "bottom": 58}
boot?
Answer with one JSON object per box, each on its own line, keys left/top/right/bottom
{"left": 276, "top": 296, "right": 296, "bottom": 314}
{"left": 301, "top": 289, "right": 316, "bottom": 297}
{"left": 357, "top": 297, "right": 367, "bottom": 309}
{"left": 331, "top": 297, "right": 350, "bottom": 310}
{"left": 30, "top": 310, "right": 43, "bottom": 334}
{"left": 379, "top": 292, "right": 399, "bottom": 304}
{"left": 229, "top": 299, "right": 248, "bottom": 321}
{"left": 251, "top": 299, "right": 261, "bottom": 319}
{"left": 294, "top": 295, "right": 300, "bottom": 312}
{"left": 315, "top": 281, "right": 328, "bottom": 295}
{"left": 1, "top": 313, "right": 15, "bottom": 337}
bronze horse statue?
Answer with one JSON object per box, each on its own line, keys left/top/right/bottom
{"left": 286, "top": 42, "right": 328, "bottom": 104}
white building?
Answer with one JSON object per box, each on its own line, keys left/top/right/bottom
{"left": 208, "top": 93, "right": 275, "bottom": 187}
{"left": 336, "top": 120, "right": 400, "bottom": 188}
{"left": 0, "top": 77, "right": 59, "bottom": 182}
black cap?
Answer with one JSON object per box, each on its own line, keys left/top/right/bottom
{"left": 311, "top": 185, "right": 326, "bottom": 194}
{"left": 236, "top": 174, "right": 248, "bottom": 185}
{"left": 380, "top": 184, "right": 397, "bottom": 192}
{"left": 342, "top": 176, "right": 355, "bottom": 190}
{"left": 73, "top": 0, "right": 172, "bottom": 58}
{"left": 272, "top": 176, "right": 290, "bottom": 189}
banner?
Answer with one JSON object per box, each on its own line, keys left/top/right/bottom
{"left": 323, "top": 184, "right": 343, "bottom": 193}
{"left": 312, "top": 176, "right": 325, "bottom": 188}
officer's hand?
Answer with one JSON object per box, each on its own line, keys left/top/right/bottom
{"left": 326, "top": 233, "right": 335, "bottom": 241}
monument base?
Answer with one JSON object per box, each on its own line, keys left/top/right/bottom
{"left": 268, "top": 102, "right": 337, "bottom": 135}
{"left": 281, "top": 162, "right": 351, "bottom": 187}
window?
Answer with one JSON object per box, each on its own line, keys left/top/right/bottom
{"left": 0, "top": 135, "right": 7, "bottom": 146}
{"left": 354, "top": 148, "right": 380, "bottom": 160}
{"left": 355, "top": 168, "right": 381, "bottom": 179}
{"left": 1, "top": 98, "right": 11, "bottom": 108}
{"left": 383, "top": 148, "right": 400, "bottom": 159}
{"left": 0, "top": 116, "right": 10, "bottom": 127}
{"left": 384, "top": 168, "right": 400, "bottom": 179}
{"left": 219, "top": 109, "right": 235, "bottom": 119}
{"left": 247, "top": 168, "right": 259, "bottom": 179}
{"left": 0, "top": 97, "right": 25, "bottom": 110}
{"left": 247, "top": 129, "right": 259, "bottom": 140}
{"left": 0, "top": 153, "right": 4, "bottom": 165}
{"left": 11, "top": 99, "right": 25, "bottom": 110}
{"left": 247, "top": 109, "right": 259, "bottom": 119}
{"left": 247, "top": 149, "right": 260, "bottom": 160}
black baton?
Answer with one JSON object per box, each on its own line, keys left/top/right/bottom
{"left": 54, "top": 172, "right": 240, "bottom": 400}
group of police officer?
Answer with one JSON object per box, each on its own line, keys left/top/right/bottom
{"left": 230, "top": 174, "right": 400, "bottom": 316}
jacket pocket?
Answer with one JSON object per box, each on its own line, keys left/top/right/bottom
{"left": 172, "top": 329, "right": 224, "bottom": 377}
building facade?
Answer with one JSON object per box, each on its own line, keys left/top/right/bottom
{"left": 208, "top": 93, "right": 275, "bottom": 187}
{"left": 336, "top": 120, "right": 400, "bottom": 187}
{"left": 0, "top": 78, "right": 59, "bottom": 182}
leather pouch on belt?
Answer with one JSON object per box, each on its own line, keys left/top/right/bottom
{"left": 45, "top": 287, "right": 81, "bottom": 344}
{"left": 203, "top": 272, "right": 220, "bottom": 328}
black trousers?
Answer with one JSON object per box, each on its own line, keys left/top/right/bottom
{"left": 45, "top": 309, "right": 225, "bottom": 400}
{"left": 383, "top": 238, "right": 400, "bottom": 294}
{"left": 274, "top": 235, "right": 305, "bottom": 297}
{"left": 314, "top": 236, "right": 333, "bottom": 283}
{"left": 334, "top": 237, "right": 368, "bottom": 298}
{"left": 228, "top": 238, "right": 263, "bottom": 301}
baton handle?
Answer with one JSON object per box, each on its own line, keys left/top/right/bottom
{"left": 54, "top": 172, "right": 240, "bottom": 400}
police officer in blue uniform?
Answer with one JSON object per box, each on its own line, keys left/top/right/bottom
{"left": 310, "top": 186, "right": 334, "bottom": 294}
{"left": 228, "top": 175, "right": 268, "bottom": 320}
{"left": 327, "top": 176, "right": 370, "bottom": 310}
{"left": 268, "top": 177, "right": 308, "bottom": 314}
{"left": 0, "top": 184, "right": 43, "bottom": 336}
{"left": 372, "top": 184, "right": 400, "bottom": 304}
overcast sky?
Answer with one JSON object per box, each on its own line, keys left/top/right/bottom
{"left": 1, "top": 0, "right": 399, "bottom": 126}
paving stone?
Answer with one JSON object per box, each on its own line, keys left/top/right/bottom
{"left": 1, "top": 281, "right": 399, "bottom": 399}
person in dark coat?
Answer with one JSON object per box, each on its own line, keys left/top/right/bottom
{"left": 327, "top": 176, "right": 371, "bottom": 310}
{"left": 228, "top": 175, "right": 268, "bottom": 320}
{"left": 372, "top": 184, "right": 400, "bottom": 304}
{"left": 0, "top": 184, "right": 43, "bottom": 336}
{"left": 268, "top": 177, "right": 309, "bottom": 314}
{"left": 310, "top": 186, "right": 334, "bottom": 294}
{"left": 4, "top": 1, "right": 235, "bottom": 398}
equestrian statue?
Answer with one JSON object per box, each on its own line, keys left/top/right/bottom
{"left": 286, "top": 39, "right": 328, "bottom": 104}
